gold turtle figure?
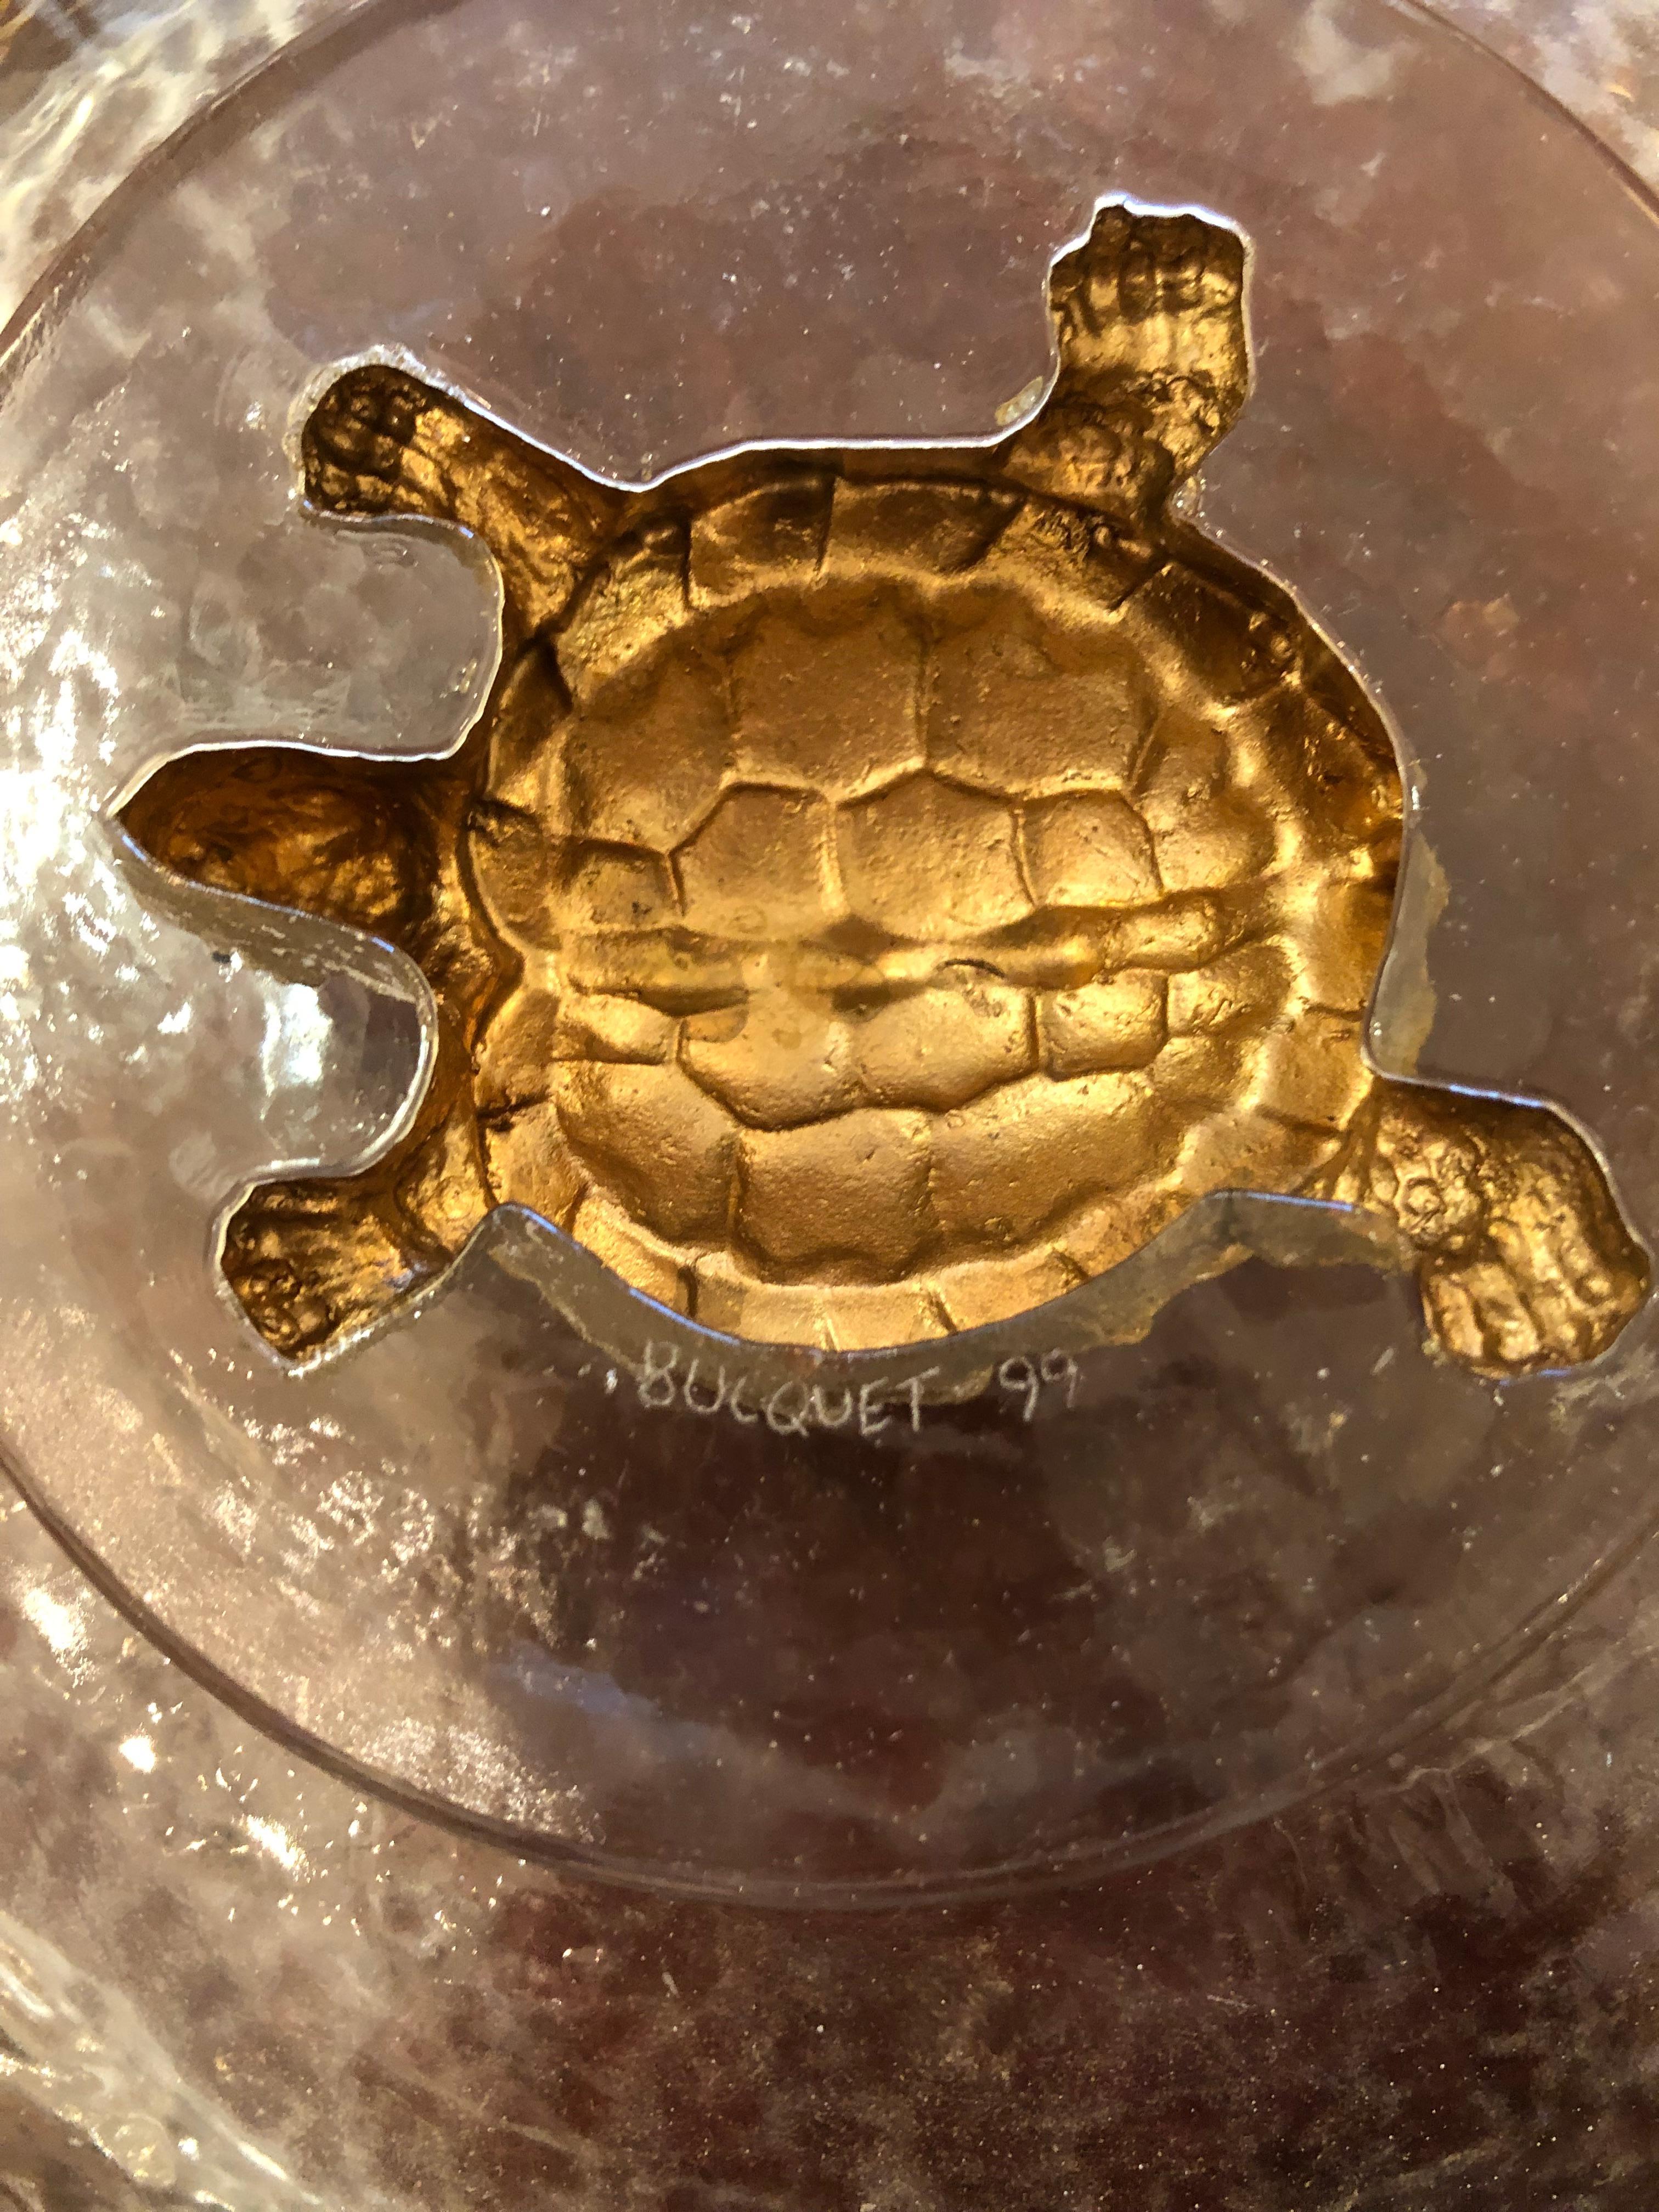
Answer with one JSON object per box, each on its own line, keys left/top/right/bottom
{"left": 125, "top": 205, "right": 1647, "bottom": 1374}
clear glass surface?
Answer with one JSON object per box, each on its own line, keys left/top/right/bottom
{"left": 3, "top": 2, "right": 1659, "bottom": 2204}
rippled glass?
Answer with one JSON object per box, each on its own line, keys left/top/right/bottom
{"left": 4, "top": 1, "right": 1659, "bottom": 2203}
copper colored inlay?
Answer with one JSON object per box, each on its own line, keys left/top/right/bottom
{"left": 123, "top": 207, "right": 1648, "bottom": 1372}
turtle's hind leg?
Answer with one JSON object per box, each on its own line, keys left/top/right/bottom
{"left": 1328, "top": 1080, "right": 1649, "bottom": 1377}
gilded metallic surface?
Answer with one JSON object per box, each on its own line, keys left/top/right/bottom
{"left": 126, "top": 206, "right": 1647, "bottom": 1372}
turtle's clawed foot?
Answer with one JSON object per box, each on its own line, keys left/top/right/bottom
{"left": 1037, "top": 204, "right": 1249, "bottom": 501}
{"left": 224, "top": 1181, "right": 441, "bottom": 1359}
{"left": 1358, "top": 1084, "right": 1649, "bottom": 1377}
{"left": 303, "top": 365, "right": 448, "bottom": 518}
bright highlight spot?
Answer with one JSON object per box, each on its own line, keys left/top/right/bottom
{"left": 244, "top": 1813, "right": 305, "bottom": 1876}
{"left": 20, "top": 1587, "right": 83, "bottom": 1658}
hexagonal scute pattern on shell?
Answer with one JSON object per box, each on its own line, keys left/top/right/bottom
{"left": 926, "top": 602, "right": 1154, "bottom": 796}
{"left": 730, "top": 597, "right": 927, "bottom": 799}
{"left": 437, "top": 484, "right": 1406, "bottom": 1344}
{"left": 563, "top": 646, "right": 732, "bottom": 853}
{"left": 676, "top": 786, "right": 841, "bottom": 939}
{"left": 837, "top": 772, "right": 1031, "bottom": 941}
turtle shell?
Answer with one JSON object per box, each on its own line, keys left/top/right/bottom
{"left": 465, "top": 469, "right": 1400, "bottom": 1350}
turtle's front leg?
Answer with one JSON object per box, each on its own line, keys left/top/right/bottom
{"left": 303, "top": 366, "right": 621, "bottom": 637}
{"left": 1328, "top": 1081, "right": 1649, "bottom": 1376}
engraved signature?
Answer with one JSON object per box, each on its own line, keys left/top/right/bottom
{"left": 635, "top": 1341, "right": 1079, "bottom": 1433}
